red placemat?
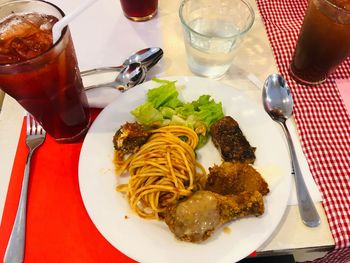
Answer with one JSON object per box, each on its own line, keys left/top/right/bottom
{"left": 0, "top": 109, "right": 135, "bottom": 263}
{"left": 256, "top": 0, "right": 350, "bottom": 261}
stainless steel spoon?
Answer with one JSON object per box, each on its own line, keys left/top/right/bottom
{"left": 262, "top": 73, "right": 320, "bottom": 227}
{"left": 80, "top": 47, "right": 163, "bottom": 77}
{"left": 84, "top": 62, "right": 146, "bottom": 92}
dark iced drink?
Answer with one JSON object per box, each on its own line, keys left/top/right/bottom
{"left": 120, "top": 0, "right": 158, "bottom": 21}
{"left": 0, "top": 0, "right": 90, "bottom": 142}
{"left": 290, "top": 0, "right": 350, "bottom": 85}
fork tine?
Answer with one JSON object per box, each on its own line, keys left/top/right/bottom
{"left": 35, "top": 118, "right": 45, "bottom": 135}
{"left": 36, "top": 122, "right": 43, "bottom": 135}
{"left": 26, "top": 113, "right": 31, "bottom": 136}
{"left": 32, "top": 119, "right": 37, "bottom": 135}
{"left": 36, "top": 123, "right": 41, "bottom": 134}
{"left": 27, "top": 113, "right": 46, "bottom": 135}
{"left": 26, "top": 113, "right": 42, "bottom": 135}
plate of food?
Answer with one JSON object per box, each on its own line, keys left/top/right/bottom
{"left": 78, "top": 76, "right": 292, "bottom": 263}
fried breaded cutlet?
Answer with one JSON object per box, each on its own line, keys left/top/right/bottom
{"left": 210, "top": 116, "right": 256, "bottom": 164}
{"left": 113, "top": 122, "right": 150, "bottom": 154}
{"left": 164, "top": 190, "right": 264, "bottom": 243}
{"left": 205, "top": 162, "right": 269, "bottom": 196}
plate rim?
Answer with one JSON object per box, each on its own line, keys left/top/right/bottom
{"left": 78, "top": 75, "right": 292, "bottom": 263}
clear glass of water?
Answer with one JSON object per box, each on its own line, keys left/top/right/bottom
{"left": 179, "top": 0, "right": 255, "bottom": 78}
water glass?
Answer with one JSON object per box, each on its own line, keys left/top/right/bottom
{"left": 290, "top": 0, "right": 350, "bottom": 85}
{"left": 179, "top": 0, "right": 255, "bottom": 78}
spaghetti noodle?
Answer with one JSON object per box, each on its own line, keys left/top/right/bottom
{"left": 115, "top": 125, "right": 206, "bottom": 220}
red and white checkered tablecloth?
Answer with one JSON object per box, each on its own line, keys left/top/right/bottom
{"left": 256, "top": 0, "right": 350, "bottom": 262}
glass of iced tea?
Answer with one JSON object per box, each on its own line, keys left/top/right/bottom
{"left": 120, "top": 0, "right": 158, "bottom": 21}
{"left": 290, "top": 0, "right": 350, "bottom": 85}
{"left": 0, "top": 0, "right": 90, "bottom": 143}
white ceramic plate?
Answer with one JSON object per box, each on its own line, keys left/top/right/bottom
{"left": 78, "top": 76, "right": 292, "bottom": 263}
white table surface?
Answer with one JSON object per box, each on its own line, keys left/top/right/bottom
{"left": 0, "top": 0, "right": 334, "bottom": 260}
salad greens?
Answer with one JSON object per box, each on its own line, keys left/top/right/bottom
{"left": 131, "top": 78, "right": 224, "bottom": 148}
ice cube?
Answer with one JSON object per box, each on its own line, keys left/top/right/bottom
{"left": 25, "top": 13, "right": 56, "bottom": 31}
{"left": 11, "top": 31, "right": 53, "bottom": 60}
{"left": 0, "top": 53, "right": 17, "bottom": 64}
{"left": 0, "top": 14, "right": 39, "bottom": 42}
{"left": 0, "top": 13, "right": 57, "bottom": 63}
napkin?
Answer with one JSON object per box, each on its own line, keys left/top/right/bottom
{"left": 82, "top": 72, "right": 123, "bottom": 108}
{"left": 51, "top": 0, "right": 163, "bottom": 71}
{"left": 86, "top": 87, "right": 122, "bottom": 108}
{"left": 287, "top": 119, "right": 322, "bottom": 205}
{"left": 247, "top": 74, "right": 322, "bottom": 205}
{"left": 48, "top": 0, "right": 164, "bottom": 109}
{"left": 82, "top": 65, "right": 164, "bottom": 109}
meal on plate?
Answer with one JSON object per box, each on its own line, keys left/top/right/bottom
{"left": 113, "top": 79, "right": 269, "bottom": 243}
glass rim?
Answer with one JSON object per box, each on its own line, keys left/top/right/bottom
{"left": 321, "top": 0, "right": 350, "bottom": 15}
{"left": 178, "top": 0, "right": 255, "bottom": 40}
{"left": 0, "top": 0, "right": 67, "bottom": 67}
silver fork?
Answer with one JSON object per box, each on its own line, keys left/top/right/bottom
{"left": 4, "top": 113, "right": 46, "bottom": 263}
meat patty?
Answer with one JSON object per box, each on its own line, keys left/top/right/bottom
{"left": 205, "top": 162, "right": 269, "bottom": 196}
{"left": 210, "top": 116, "right": 256, "bottom": 164}
{"left": 113, "top": 122, "right": 150, "bottom": 154}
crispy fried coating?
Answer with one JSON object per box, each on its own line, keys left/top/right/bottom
{"left": 164, "top": 190, "right": 264, "bottom": 243}
{"left": 205, "top": 162, "right": 269, "bottom": 196}
{"left": 210, "top": 116, "right": 256, "bottom": 164}
{"left": 113, "top": 122, "right": 150, "bottom": 154}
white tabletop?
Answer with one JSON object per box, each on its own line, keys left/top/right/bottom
{"left": 0, "top": 0, "right": 334, "bottom": 260}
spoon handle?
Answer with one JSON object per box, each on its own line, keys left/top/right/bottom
{"left": 80, "top": 66, "right": 123, "bottom": 77}
{"left": 280, "top": 121, "right": 321, "bottom": 227}
{"left": 84, "top": 81, "right": 125, "bottom": 92}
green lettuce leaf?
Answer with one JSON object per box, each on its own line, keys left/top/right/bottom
{"left": 131, "top": 102, "right": 163, "bottom": 126}
{"left": 146, "top": 79, "right": 182, "bottom": 108}
{"left": 131, "top": 78, "right": 224, "bottom": 148}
